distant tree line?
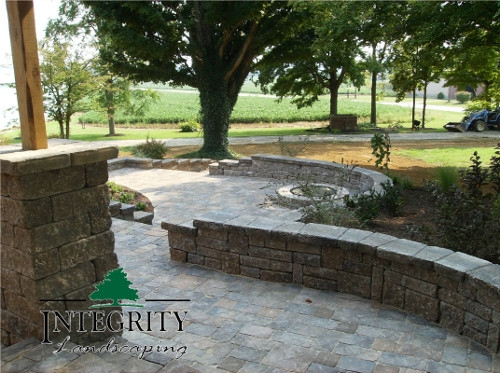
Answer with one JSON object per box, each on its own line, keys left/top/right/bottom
{"left": 41, "top": 1, "right": 499, "bottom": 155}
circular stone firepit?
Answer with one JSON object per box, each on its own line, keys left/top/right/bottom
{"left": 277, "top": 183, "right": 349, "bottom": 208}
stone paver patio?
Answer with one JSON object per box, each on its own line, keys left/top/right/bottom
{"left": 2, "top": 168, "right": 499, "bottom": 372}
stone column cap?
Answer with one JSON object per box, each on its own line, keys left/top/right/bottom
{"left": 1, "top": 143, "right": 118, "bottom": 175}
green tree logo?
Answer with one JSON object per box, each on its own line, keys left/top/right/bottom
{"left": 89, "top": 268, "right": 143, "bottom": 308}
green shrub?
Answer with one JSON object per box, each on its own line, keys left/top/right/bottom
{"left": 178, "top": 120, "right": 201, "bottom": 132}
{"left": 433, "top": 166, "right": 460, "bottom": 193}
{"left": 437, "top": 92, "right": 445, "bottom": 100}
{"left": 431, "top": 147, "right": 500, "bottom": 263}
{"left": 132, "top": 136, "right": 168, "bottom": 159}
{"left": 370, "top": 131, "right": 391, "bottom": 173}
{"left": 107, "top": 181, "right": 124, "bottom": 194}
{"left": 135, "top": 202, "right": 147, "bottom": 211}
{"left": 455, "top": 91, "right": 471, "bottom": 104}
{"left": 346, "top": 191, "right": 381, "bottom": 225}
{"left": 120, "top": 192, "right": 134, "bottom": 204}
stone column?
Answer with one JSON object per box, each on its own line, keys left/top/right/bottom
{"left": 1, "top": 144, "right": 119, "bottom": 346}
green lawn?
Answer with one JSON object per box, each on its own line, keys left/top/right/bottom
{"left": 397, "top": 147, "right": 497, "bottom": 167}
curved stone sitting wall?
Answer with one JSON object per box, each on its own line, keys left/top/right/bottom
{"left": 208, "top": 154, "right": 392, "bottom": 195}
{"left": 163, "top": 212, "right": 500, "bottom": 353}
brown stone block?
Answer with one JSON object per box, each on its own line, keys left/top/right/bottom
{"left": 37, "top": 262, "right": 96, "bottom": 299}
{"left": 1, "top": 267, "right": 21, "bottom": 294}
{"left": 187, "top": 252, "right": 204, "bottom": 265}
{"left": 342, "top": 260, "right": 372, "bottom": 276}
{"left": 463, "top": 325, "right": 487, "bottom": 346}
{"left": 270, "top": 260, "right": 292, "bottom": 273}
{"left": 338, "top": 272, "right": 371, "bottom": 299}
{"left": 1, "top": 246, "right": 33, "bottom": 277}
{"left": 465, "top": 312, "right": 489, "bottom": 333}
{"left": 293, "top": 252, "right": 320, "bottom": 267}
{"left": 197, "top": 245, "right": 222, "bottom": 260}
{"left": 169, "top": 248, "right": 187, "bottom": 262}
{"left": 303, "top": 275, "right": 337, "bottom": 291}
{"left": 1, "top": 221, "right": 14, "bottom": 246}
{"left": 371, "top": 266, "right": 384, "bottom": 302}
{"left": 248, "top": 246, "right": 292, "bottom": 262}
{"left": 303, "top": 266, "right": 337, "bottom": 280}
{"left": 438, "top": 288, "right": 467, "bottom": 310}
{"left": 65, "top": 284, "right": 98, "bottom": 310}
{"left": 404, "top": 289, "right": 440, "bottom": 322}
{"left": 92, "top": 253, "right": 119, "bottom": 281}
{"left": 4, "top": 291, "right": 40, "bottom": 321}
{"left": 14, "top": 215, "right": 91, "bottom": 254}
{"left": 383, "top": 281, "right": 405, "bottom": 309}
{"left": 51, "top": 185, "right": 109, "bottom": 221}
{"left": 198, "top": 228, "right": 228, "bottom": 241}
{"left": 344, "top": 250, "right": 362, "bottom": 263}
{"left": 264, "top": 238, "right": 285, "bottom": 251}
{"left": 59, "top": 231, "right": 114, "bottom": 271}
{"left": 85, "top": 161, "right": 109, "bottom": 187}
{"left": 1, "top": 329, "right": 10, "bottom": 346}
{"left": 261, "top": 270, "right": 292, "bottom": 283}
{"left": 240, "top": 265, "right": 260, "bottom": 279}
{"left": 439, "top": 301, "right": 465, "bottom": 333}
{"left": 205, "top": 257, "right": 222, "bottom": 270}
{"left": 7, "top": 166, "right": 85, "bottom": 200}
{"left": 467, "top": 300, "right": 493, "bottom": 322}
{"left": 248, "top": 233, "right": 265, "bottom": 247}
{"left": 222, "top": 252, "right": 240, "bottom": 275}
{"left": 401, "top": 275, "right": 437, "bottom": 297}
{"left": 19, "top": 275, "right": 37, "bottom": 299}
{"left": 33, "top": 248, "right": 60, "bottom": 279}
{"left": 363, "top": 254, "right": 391, "bottom": 268}
{"left": 288, "top": 241, "right": 321, "bottom": 255}
{"left": 397, "top": 263, "right": 438, "bottom": 283}
{"left": 458, "top": 278, "right": 477, "bottom": 300}
{"left": 486, "top": 323, "right": 499, "bottom": 353}
{"left": 228, "top": 232, "right": 248, "bottom": 254}
{"left": 437, "top": 274, "right": 458, "bottom": 291}
{"left": 1, "top": 310, "right": 29, "bottom": 337}
{"left": 321, "top": 247, "right": 343, "bottom": 269}
{"left": 70, "top": 147, "right": 118, "bottom": 166}
{"left": 196, "top": 236, "right": 228, "bottom": 252}
{"left": 293, "top": 263, "right": 303, "bottom": 284}
{"left": 1, "top": 197, "right": 52, "bottom": 228}
{"left": 168, "top": 232, "right": 196, "bottom": 253}
{"left": 240, "top": 255, "right": 270, "bottom": 270}
{"left": 476, "top": 288, "right": 500, "bottom": 310}
{"left": 89, "top": 207, "right": 112, "bottom": 234}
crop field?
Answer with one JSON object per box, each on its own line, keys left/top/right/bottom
{"left": 78, "top": 89, "right": 464, "bottom": 130}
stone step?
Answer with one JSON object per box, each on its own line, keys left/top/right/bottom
{"left": 109, "top": 200, "right": 121, "bottom": 217}
{"left": 119, "top": 203, "right": 136, "bottom": 221}
{"left": 134, "top": 211, "right": 154, "bottom": 225}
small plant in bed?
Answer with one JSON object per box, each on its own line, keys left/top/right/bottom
{"left": 132, "top": 136, "right": 168, "bottom": 159}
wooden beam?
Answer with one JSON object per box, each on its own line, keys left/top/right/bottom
{"left": 7, "top": 0, "right": 47, "bottom": 150}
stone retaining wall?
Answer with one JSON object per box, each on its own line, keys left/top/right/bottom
{"left": 108, "top": 157, "right": 213, "bottom": 173}
{"left": 1, "top": 144, "right": 120, "bottom": 345}
{"left": 163, "top": 212, "right": 500, "bottom": 353}
{"left": 209, "top": 154, "right": 391, "bottom": 195}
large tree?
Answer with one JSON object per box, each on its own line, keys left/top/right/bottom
{"left": 83, "top": 1, "right": 296, "bottom": 158}
{"left": 254, "top": 2, "right": 367, "bottom": 130}
{"left": 39, "top": 39, "right": 96, "bottom": 139}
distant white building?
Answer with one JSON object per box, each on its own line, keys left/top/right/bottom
{"left": 415, "top": 78, "right": 484, "bottom": 100}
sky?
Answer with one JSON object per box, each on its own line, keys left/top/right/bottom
{"left": 0, "top": 0, "right": 62, "bottom": 67}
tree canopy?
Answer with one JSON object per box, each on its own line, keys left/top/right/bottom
{"left": 83, "top": 1, "right": 297, "bottom": 158}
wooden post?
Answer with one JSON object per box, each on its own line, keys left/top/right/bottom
{"left": 6, "top": 0, "right": 48, "bottom": 150}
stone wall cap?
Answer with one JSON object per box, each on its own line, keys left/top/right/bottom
{"left": 297, "top": 223, "right": 347, "bottom": 245}
{"left": 193, "top": 211, "right": 240, "bottom": 229}
{"left": 411, "top": 245, "right": 454, "bottom": 269}
{"left": 467, "top": 264, "right": 500, "bottom": 294}
{"left": 1, "top": 144, "right": 117, "bottom": 175}
{"left": 377, "top": 239, "right": 426, "bottom": 264}
{"left": 435, "top": 252, "right": 492, "bottom": 280}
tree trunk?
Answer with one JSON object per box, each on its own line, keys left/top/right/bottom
{"left": 370, "top": 70, "right": 377, "bottom": 126}
{"left": 370, "top": 45, "right": 377, "bottom": 126}
{"left": 58, "top": 119, "right": 65, "bottom": 139}
{"left": 422, "top": 82, "right": 427, "bottom": 129}
{"left": 106, "top": 83, "right": 116, "bottom": 135}
{"left": 328, "top": 82, "right": 341, "bottom": 128}
{"left": 65, "top": 112, "right": 71, "bottom": 139}
{"left": 198, "top": 70, "right": 234, "bottom": 159}
{"left": 411, "top": 88, "right": 416, "bottom": 129}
